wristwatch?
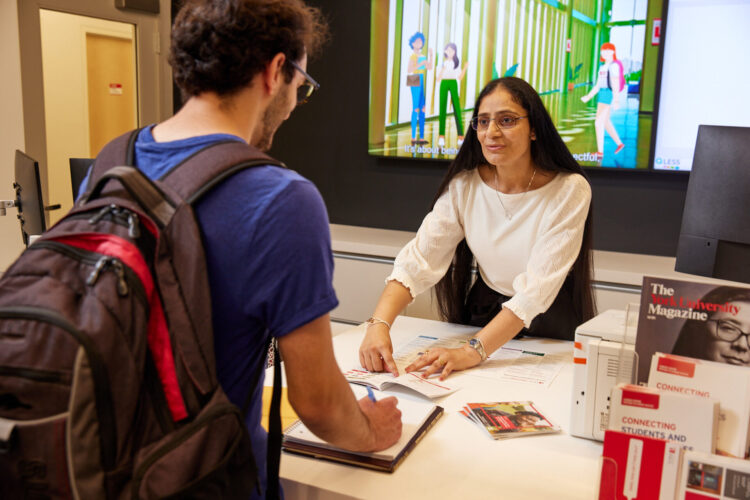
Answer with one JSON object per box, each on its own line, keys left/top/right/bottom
{"left": 467, "top": 337, "right": 487, "bottom": 362}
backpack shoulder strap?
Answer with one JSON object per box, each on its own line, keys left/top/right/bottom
{"left": 158, "top": 140, "right": 287, "bottom": 204}
{"left": 89, "top": 129, "right": 141, "bottom": 176}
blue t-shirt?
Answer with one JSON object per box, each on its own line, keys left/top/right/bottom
{"left": 130, "top": 127, "right": 338, "bottom": 497}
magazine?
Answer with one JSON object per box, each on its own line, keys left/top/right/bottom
{"left": 634, "top": 276, "right": 750, "bottom": 383}
{"left": 460, "top": 401, "right": 560, "bottom": 439}
{"left": 343, "top": 335, "right": 463, "bottom": 399}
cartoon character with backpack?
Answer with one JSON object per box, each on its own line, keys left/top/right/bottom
{"left": 581, "top": 42, "right": 626, "bottom": 160}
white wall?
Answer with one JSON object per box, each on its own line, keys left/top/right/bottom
{"left": 0, "top": 0, "right": 27, "bottom": 269}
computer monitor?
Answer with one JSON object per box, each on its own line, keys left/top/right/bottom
{"left": 675, "top": 125, "right": 750, "bottom": 283}
{"left": 69, "top": 158, "right": 94, "bottom": 200}
{"left": 14, "top": 150, "right": 46, "bottom": 247}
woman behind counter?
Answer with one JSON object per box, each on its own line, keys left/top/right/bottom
{"left": 359, "top": 77, "right": 595, "bottom": 380}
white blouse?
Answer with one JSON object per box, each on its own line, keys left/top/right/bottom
{"left": 441, "top": 60, "right": 462, "bottom": 80}
{"left": 388, "top": 169, "right": 591, "bottom": 327}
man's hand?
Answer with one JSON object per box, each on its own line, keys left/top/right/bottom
{"left": 359, "top": 324, "right": 399, "bottom": 376}
{"left": 358, "top": 395, "right": 402, "bottom": 451}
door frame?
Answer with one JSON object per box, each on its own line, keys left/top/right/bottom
{"left": 16, "top": 0, "right": 172, "bottom": 213}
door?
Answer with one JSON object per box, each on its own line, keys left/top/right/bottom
{"left": 86, "top": 32, "right": 138, "bottom": 158}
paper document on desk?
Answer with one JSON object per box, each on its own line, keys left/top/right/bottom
{"left": 468, "top": 341, "right": 566, "bottom": 387}
{"left": 344, "top": 335, "right": 463, "bottom": 399}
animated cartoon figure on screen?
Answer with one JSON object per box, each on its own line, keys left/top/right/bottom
{"left": 436, "top": 42, "right": 469, "bottom": 148}
{"left": 581, "top": 42, "right": 625, "bottom": 159}
{"left": 407, "top": 32, "right": 433, "bottom": 145}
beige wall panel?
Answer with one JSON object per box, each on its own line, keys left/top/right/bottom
{"left": 0, "top": 0, "right": 26, "bottom": 269}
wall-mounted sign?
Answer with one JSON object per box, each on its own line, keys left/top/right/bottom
{"left": 109, "top": 83, "right": 123, "bottom": 95}
{"left": 652, "top": 19, "right": 661, "bottom": 46}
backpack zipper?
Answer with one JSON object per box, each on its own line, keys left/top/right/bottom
{"left": 0, "top": 365, "right": 69, "bottom": 385}
{"left": 86, "top": 256, "right": 128, "bottom": 296}
{"left": 87, "top": 204, "right": 141, "bottom": 238}
{"left": 30, "top": 241, "right": 148, "bottom": 308}
{"left": 65, "top": 207, "right": 156, "bottom": 264}
{"left": 0, "top": 306, "right": 117, "bottom": 470}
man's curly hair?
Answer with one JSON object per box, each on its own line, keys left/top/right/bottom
{"left": 169, "top": 0, "right": 328, "bottom": 98}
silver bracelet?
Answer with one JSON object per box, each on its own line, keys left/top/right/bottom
{"left": 365, "top": 316, "right": 392, "bottom": 330}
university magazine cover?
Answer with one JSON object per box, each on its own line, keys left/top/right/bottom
{"left": 634, "top": 276, "right": 750, "bottom": 383}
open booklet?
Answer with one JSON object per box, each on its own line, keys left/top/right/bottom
{"left": 343, "top": 335, "right": 465, "bottom": 399}
{"left": 282, "top": 385, "right": 443, "bottom": 472}
{"left": 460, "top": 401, "right": 560, "bottom": 440}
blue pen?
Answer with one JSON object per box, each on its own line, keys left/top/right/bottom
{"left": 366, "top": 386, "right": 377, "bottom": 403}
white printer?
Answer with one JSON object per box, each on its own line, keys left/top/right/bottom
{"left": 570, "top": 309, "right": 638, "bottom": 441}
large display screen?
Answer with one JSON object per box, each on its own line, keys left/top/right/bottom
{"left": 652, "top": 0, "right": 750, "bottom": 171}
{"left": 368, "top": 0, "right": 664, "bottom": 169}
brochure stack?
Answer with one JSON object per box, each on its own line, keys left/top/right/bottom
{"left": 607, "top": 383, "right": 719, "bottom": 454}
{"left": 648, "top": 353, "right": 750, "bottom": 458}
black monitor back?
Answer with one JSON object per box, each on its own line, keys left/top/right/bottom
{"left": 675, "top": 125, "right": 750, "bottom": 283}
{"left": 14, "top": 150, "right": 46, "bottom": 247}
{"left": 69, "top": 158, "right": 94, "bottom": 200}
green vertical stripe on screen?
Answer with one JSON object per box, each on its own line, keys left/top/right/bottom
{"left": 460, "top": 0, "right": 471, "bottom": 107}
{"left": 534, "top": 0, "right": 540, "bottom": 88}
{"left": 480, "top": 0, "right": 498, "bottom": 89}
{"left": 421, "top": 0, "right": 431, "bottom": 42}
{"left": 369, "top": 0, "right": 390, "bottom": 145}
{"left": 562, "top": 0, "right": 573, "bottom": 92}
{"left": 499, "top": 0, "right": 511, "bottom": 80}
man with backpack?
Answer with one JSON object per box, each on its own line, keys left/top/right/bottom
{"left": 153, "top": 0, "right": 403, "bottom": 496}
{"left": 0, "top": 0, "right": 400, "bottom": 498}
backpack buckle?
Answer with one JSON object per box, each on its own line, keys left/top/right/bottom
{"left": 0, "top": 417, "right": 17, "bottom": 453}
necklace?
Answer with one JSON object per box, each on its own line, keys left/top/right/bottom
{"left": 493, "top": 167, "right": 536, "bottom": 220}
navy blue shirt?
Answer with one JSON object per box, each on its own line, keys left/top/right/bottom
{"left": 121, "top": 126, "right": 338, "bottom": 497}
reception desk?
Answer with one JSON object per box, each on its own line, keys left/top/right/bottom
{"left": 274, "top": 316, "right": 605, "bottom": 499}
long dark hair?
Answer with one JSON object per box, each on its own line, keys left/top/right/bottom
{"left": 444, "top": 42, "right": 459, "bottom": 69}
{"left": 432, "top": 77, "right": 595, "bottom": 326}
{"left": 672, "top": 287, "right": 750, "bottom": 360}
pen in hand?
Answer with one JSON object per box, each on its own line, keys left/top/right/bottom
{"left": 366, "top": 386, "right": 377, "bottom": 403}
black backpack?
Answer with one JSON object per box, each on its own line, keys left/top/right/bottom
{"left": 0, "top": 130, "right": 284, "bottom": 499}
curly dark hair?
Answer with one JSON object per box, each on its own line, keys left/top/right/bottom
{"left": 169, "top": 0, "right": 329, "bottom": 98}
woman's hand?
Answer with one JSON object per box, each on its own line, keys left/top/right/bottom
{"left": 359, "top": 323, "right": 399, "bottom": 376}
{"left": 405, "top": 345, "right": 482, "bottom": 381}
